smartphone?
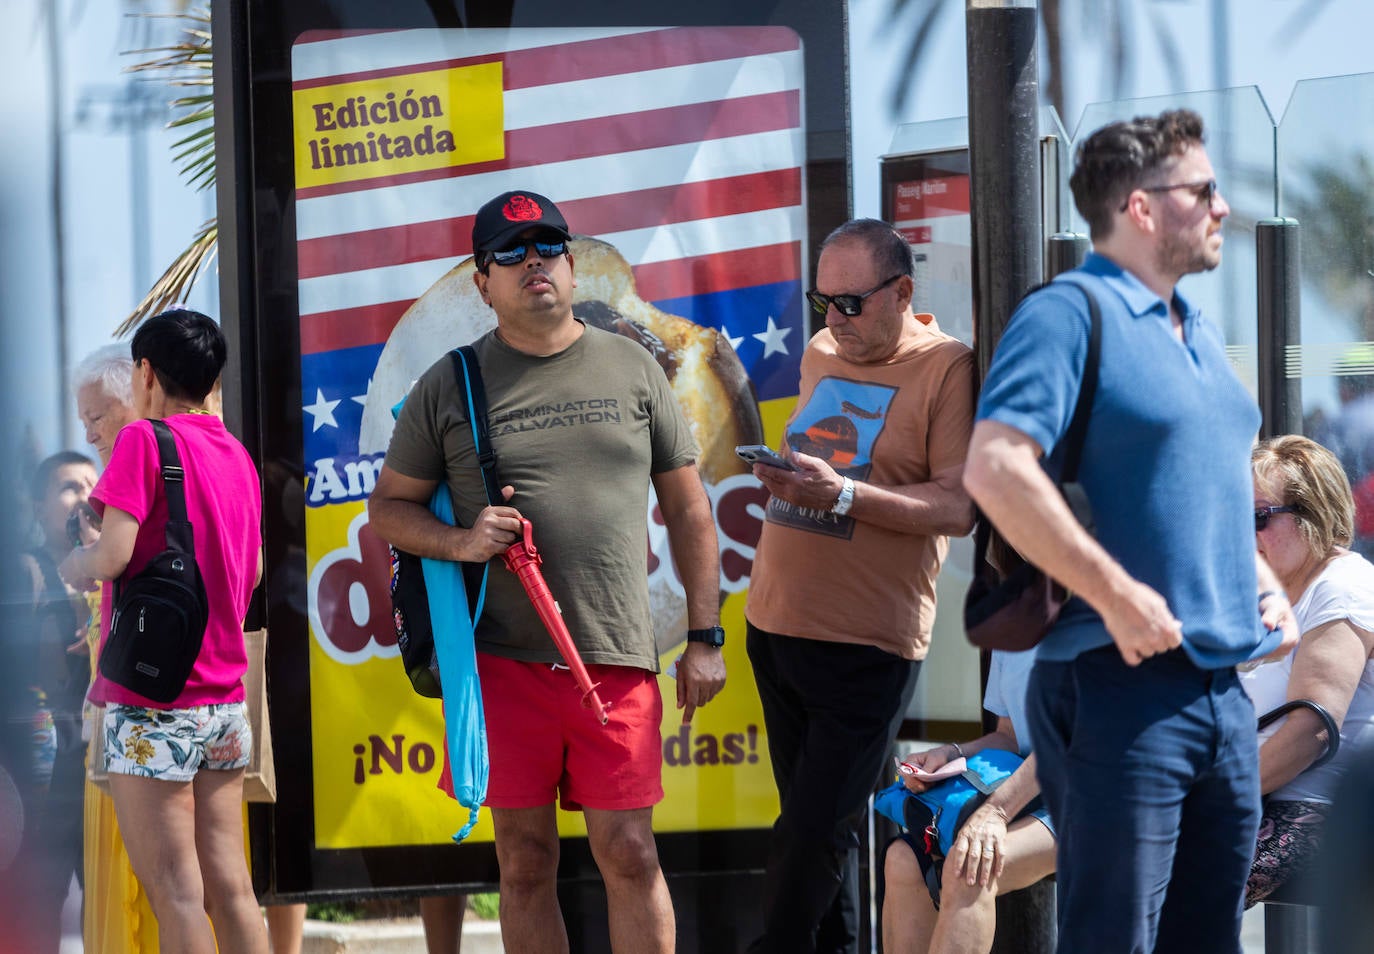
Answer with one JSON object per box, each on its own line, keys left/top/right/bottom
{"left": 735, "top": 444, "right": 797, "bottom": 471}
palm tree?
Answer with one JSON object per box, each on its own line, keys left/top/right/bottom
{"left": 118, "top": 6, "right": 214, "bottom": 334}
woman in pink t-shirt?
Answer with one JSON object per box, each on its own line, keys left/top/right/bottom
{"left": 60, "top": 310, "right": 266, "bottom": 954}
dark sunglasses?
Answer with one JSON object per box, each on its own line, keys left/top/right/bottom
{"left": 1118, "top": 178, "right": 1219, "bottom": 213}
{"left": 806, "top": 273, "right": 903, "bottom": 317}
{"left": 1254, "top": 505, "right": 1299, "bottom": 532}
{"left": 484, "top": 237, "right": 568, "bottom": 268}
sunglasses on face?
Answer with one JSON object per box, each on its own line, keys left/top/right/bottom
{"left": 1254, "top": 505, "right": 1298, "bottom": 532}
{"left": 1118, "top": 178, "right": 1220, "bottom": 213}
{"left": 484, "top": 237, "right": 568, "bottom": 268}
{"left": 806, "top": 273, "right": 903, "bottom": 318}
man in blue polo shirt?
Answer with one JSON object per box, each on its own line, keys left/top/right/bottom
{"left": 964, "top": 109, "right": 1299, "bottom": 953}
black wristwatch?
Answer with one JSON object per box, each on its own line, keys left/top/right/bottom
{"left": 686, "top": 626, "right": 726, "bottom": 648}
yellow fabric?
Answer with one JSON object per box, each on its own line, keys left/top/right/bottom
{"left": 82, "top": 780, "right": 159, "bottom": 952}
{"left": 82, "top": 586, "right": 158, "bottom": 952}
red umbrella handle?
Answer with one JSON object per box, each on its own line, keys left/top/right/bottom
{"left": 502, "top": 519, "right": 611, "bottom": 725}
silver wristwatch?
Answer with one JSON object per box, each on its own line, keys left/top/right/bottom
{"left": 830, "top": 476, "right": 855, "bottom": 516}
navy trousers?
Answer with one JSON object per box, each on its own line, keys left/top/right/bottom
{"left": 1027, "top": 645, "right": 1260, "bottom": 954}
{"left": 746, "top": 622, "right": 920, "bottom": 954}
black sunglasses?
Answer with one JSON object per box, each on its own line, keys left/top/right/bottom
{"left": 806, "top": 273, "right": 903, "bottom": 317}
{"left": 484, "top": 237, "right": 568, "bottom": 268}
{"left": 1254, "top": 505, "right": 1299, "bottom": 532}
{"left": 1118, "top": 178, "right": 1219, "bottom": 213}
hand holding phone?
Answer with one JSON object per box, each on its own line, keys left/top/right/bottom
{"left": 735, "top": 444, "right": 797, "bottom": 471}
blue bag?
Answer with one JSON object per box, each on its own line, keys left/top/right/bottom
{"left": 875, "top": 748, "right": 1024, "bottom": 854}
{"left": 424, "top": 486, "right": 487, "bottom": 843}
{"left": 387, "top": 346, "right": 494, "bottom": 843}
{"left": 874, "top": 748, "right": 1025, "bottom": 906}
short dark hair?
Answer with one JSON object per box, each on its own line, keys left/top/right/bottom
{"left": 29, "top": 450, "right": 95, "bottom": 502}
{"left": 817, "top": 218, "right": 915, "bottom": 281}
{"left": 130, "top": 308, "right": 227, "bottom": 403}
{"left": 1069, "top": 108, "right": 1206, "bottom": 239}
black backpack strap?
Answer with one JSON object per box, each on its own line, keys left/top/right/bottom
{"left": 449, "top": 346, "right": 501, "bottom": 506}
{"left": 150, "top": 420, "right": 195, "bottom": 556}
{"left": 970, "top": 280, "right": 1101, "bottom": 571}
{"left": 1056, "top": 281, "right": 1102, "bottom": 483}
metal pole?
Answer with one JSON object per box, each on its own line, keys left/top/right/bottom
{"left": 1255, "top": 218, "right": 1302, "bottom": 438}
{"left": 967, "top": 4, "right": 1055, "bottom": 953}
{"left": 966, "top": 0, "right": 1042, "bottom": 376}
{"left": 1046, "top": 233, "right": 1089, "bottom": 280}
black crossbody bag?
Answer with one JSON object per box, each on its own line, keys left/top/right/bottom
{"left": 391, "top": 346, "right": 502, "bottom": 698}
{"left": 100, "top": 420, "right": 210, "bottom": 702}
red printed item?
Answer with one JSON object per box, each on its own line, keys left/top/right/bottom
{"left": 898, "top": 755, "right": 968, "bottom": 782}
{"left": 503, "top": 194, "right": 543, "bottom": 221}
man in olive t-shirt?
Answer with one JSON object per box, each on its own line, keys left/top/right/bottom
{"left": 369, "top": 190, "right": 725, "bottom": 954}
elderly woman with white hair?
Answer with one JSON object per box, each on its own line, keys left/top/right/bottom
{"left": 69, "top": 342, "right": 161, "bottom": 952}
{"left": 1243, "top": 434, "right": 1374, "bottom": 906}
{"left": 73, "top": 344, "right": 138, "bottom": 466}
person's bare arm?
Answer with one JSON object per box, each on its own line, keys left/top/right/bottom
{"left": 1258, "top": 617, "right": 1372, "bottom": 793}
{"left": 367, "top": 465, "right": 522, "bottom": 563}
{"left": 652, "top": 462, "right": 725, "bottom": 724}
{"left": 59, "top": 506, "right": 139, "bottom": 589}
{"left": 1257, "top": 553, "right": 1301, "bottom": 659}
{"left": 963, "top": 419, "right": 1182, "bottom": 666}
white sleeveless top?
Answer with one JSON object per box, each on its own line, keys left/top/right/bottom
{"left": 1241, "top": 551, "right": 1374, "bottom": 804}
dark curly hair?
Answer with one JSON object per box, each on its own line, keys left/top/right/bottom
{"left": 1069, "top": 109, "right": 1206, "bottom": 240}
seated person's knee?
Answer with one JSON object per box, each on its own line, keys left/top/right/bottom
{"left": 884, "top": 840, "right": 922, "bottom": 889}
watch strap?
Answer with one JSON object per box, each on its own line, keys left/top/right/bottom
{"left": 831, "top": 476, "right": 855, "bottom": 516}
{"left": 686, "top": 626, "right": 726, "bottom": 648}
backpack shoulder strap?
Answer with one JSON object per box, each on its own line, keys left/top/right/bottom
{"left": 1051, "top": 278, "right": 1102, "bottom": 483}
{"left": 150, "top": 420, "right": 194, "bottom": 554}
{"left": 450, "top": 346, "right": 501, "bottom": 506}
{"left": 969, "top": 279, "right": 1101, "bottom": 569}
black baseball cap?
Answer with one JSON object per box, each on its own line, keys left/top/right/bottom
{"left": 471, "top": 190, "right": 571, "bottom": 254}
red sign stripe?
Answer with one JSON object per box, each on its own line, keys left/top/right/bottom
{"left": 297, "top": 89, "right": 800, "bottom": 201}
{"left": 292, "top": 26, "right": 799, "bottom": 92}
{"left": 299, "top": 241, "right": 801, "bottom": 355}
{"left": 632, "top": 241, "right": 800, "bottom": 302}
{"left": 298, "top": 168, "right": 801, "bottom": 279}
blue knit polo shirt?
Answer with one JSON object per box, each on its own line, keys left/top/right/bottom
{"left": 976, "top": 252, "right": 1282, "bottom": 668}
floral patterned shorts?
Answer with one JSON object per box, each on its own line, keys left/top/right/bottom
{"left": 1245, "top": 798, "right": 1330, "bottom": 908}
{"left": 103, "top": 702, "right": 251, "bottom": 782}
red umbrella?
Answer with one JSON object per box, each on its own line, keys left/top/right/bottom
{"left": 502, "top": 519, "right": 611, "bottom": 725}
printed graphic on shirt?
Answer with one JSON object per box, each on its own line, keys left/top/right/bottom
{"left": 490, "top": 398, "right": 623, "bottom": 436}
{"left": 766, "top": 375, "right": 896, "bottom": 538}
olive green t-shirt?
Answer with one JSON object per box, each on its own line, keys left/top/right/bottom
{"left": 384, "top": 325, "right": 698, "bottom": 670}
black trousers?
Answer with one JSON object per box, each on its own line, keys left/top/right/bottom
{"left": 746, "top": 622, "right": 920, "bottom": 954}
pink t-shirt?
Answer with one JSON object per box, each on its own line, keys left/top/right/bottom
{"left": 89, "top": 415, "right": 262, "bottom": 708}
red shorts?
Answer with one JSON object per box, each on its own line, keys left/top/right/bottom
{"left": 475, "top": 652, "right": 664, "bottom": 811}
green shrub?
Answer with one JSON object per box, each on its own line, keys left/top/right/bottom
{"left": 469, "top": 892, "right": 500, "bottom": 920}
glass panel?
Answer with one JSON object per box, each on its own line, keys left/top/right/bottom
{"left": 1073, "top": 88, "right": 1278, "bottom": 399}
{"left": 1280, "top": 73, "right": 1374, "bottom": 559}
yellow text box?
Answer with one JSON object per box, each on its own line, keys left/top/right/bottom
{"left": 293, "top": 62, "right": 505, "bottom": 190}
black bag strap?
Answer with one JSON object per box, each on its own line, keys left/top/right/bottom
{"left": 971, "top": 280, "right": 1101, "bottom": 571}
{"left": 150, "top": 419, "right": 194, "bottom": 555}
{"left": 449, "top": 345, "right": 501, "bottom": 506}
{"left": 1258, "top": 698, "right": 1341, "bottom": 769}
{"left": 1056, "top": 281, "right": 1102, "bottom": 484}
{"left": 115, "top": 420, "right": 194, "bottom": 600}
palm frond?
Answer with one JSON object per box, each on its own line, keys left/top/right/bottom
{"left": 122, "top": 6, "right": 217, "bottom": 332}
{"left": 118, "top": 219, "right": 218, "bottom": 335}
